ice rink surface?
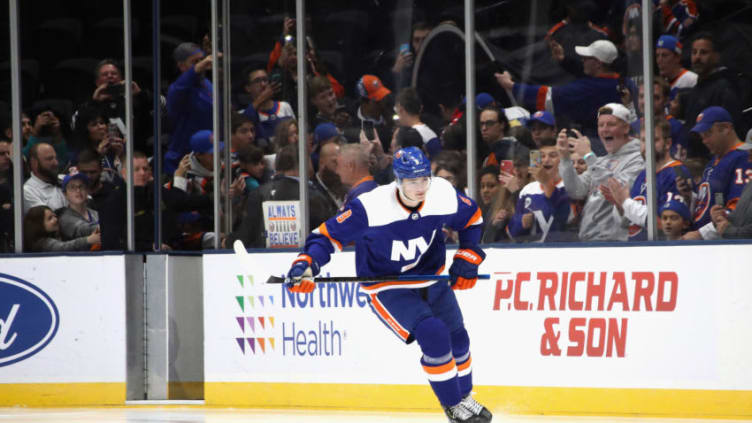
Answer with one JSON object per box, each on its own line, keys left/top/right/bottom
{"left": 0, "top": 407, "right": 750, "bottom": 423}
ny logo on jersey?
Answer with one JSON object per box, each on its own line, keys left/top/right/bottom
{"left": 524, "top": 198, "right": 555, "bottom": 242}
{"left": 390, "top": 230, "right": 437, "bottom": 272}
{"left": 531, "top": 210, "right": 554, "bottom": 242}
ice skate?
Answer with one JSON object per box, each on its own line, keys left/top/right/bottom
{"left": 443, "top": 402, "right": 485, "bottom": 423}
{"left": 459, "top": 394, "right": 492, "bottom": 422}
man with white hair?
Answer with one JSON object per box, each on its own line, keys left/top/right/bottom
{"left": 496, "top": 39, "right": 632, "bottom": 155}
{"left": 556, "top": 103, "right": 644, "bottom": 241}
{"left": 336, "top": 143, "right": 378, "bottom": 209}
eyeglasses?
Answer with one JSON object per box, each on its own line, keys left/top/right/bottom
{"left": 479, "top": 120, "right": 499, "bottom": 127}
{"left": 250, "top": 76, "right": 269, "bottom": 85}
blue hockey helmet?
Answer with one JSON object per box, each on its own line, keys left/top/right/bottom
{"left": 393, "top": 147, "right": 431, "bottom": 181}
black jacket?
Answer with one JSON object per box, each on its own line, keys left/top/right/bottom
{"left": 683, "top": 67, "right": 747, "bottom": 157}
{"left": 0, "top": 178, "right": 13, "bottom": 252}
{"left": 100, "top": 179, "right": 211, "bottom": 251}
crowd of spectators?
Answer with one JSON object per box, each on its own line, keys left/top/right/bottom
{"left": 1, "top": 0, "right": 752, "bottom": 253}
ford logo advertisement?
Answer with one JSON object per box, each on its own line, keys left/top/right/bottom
{"left": 0, "top": 273, "right": 59, "bottom": 367}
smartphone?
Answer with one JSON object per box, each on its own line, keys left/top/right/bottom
{"left": 363, "top": 121, "right": 375, "bottom": 141}
{"left": 714, "top": 192, "right": 725, "bottom": 207}
{"left": 305, "top": 35, "right": 316, "bottom": 51}
{"left": 108, "top": 123, "right": 121, "bottom": 139}
{"left": 529, "top": 150, "right": 541, "bottom": 168}
{"left": 399, "top": 43, "right": 410, "bottom": 55}
{"left": 105, "top": 83, "right": 124, "bottom": 97}
{"left": 270, "top": 72, "right": 282, "bottom": 85}
{"left": 500, "top": 160, "right": 514, "bottom": 175}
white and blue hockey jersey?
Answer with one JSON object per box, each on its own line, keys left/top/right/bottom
{"left": 507, "top": 180, "right": 571, "bottom": 242}
{"left": 693, "top": 143, "right": 752, "bottom": 229}
{"left": 626, "top": 160, "right": 688, "bottom": 241}
{"left": 301, "top": 177, "right": 483, "bottom": 293}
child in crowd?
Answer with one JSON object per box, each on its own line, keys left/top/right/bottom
{"left": 659, "top": 198, "right": 691, "bottom": 240}
{"left": 23, "top": 205, "right": 100, "bottom": 252}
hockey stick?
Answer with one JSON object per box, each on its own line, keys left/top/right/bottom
{"left": 233, "top": 239, "right": 249, "bottom": 257}
{"left": 233, "top": 240, "right": 491, "bottom": 285}
{"left": 265, "top": 274, "right": 491, "bottom": 284}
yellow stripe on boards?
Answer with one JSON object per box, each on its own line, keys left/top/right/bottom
{"left": 472, "top": 386, "right": 752, "bottom": 418}
{"left": 168, "top": 381, "right": 204, "bottom": 400}
{"left": 206, "top": 383, "right": 438, "bottom": 410}
{"left": 4, "top": 381, "right": 752, "bottom": 418}
{"left": 0, "top": 383, "right": 125, "bottom": 406}
{"left": 206, "top": 383, "right": 752, "bottom": 418}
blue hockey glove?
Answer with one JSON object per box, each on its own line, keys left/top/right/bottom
{"left": 449, "top": 246, "right": 486, "bottom": 290}
{"left": 286, "top": 254, "right": 320, "bottom": 293}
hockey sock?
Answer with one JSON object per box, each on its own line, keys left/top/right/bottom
{"left": 414, "top": 317, "right": 462, "bottom": 407}
{"left": 451, "top": 327, "right": 472, "bottom": 397}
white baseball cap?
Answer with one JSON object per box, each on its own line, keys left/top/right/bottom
{"left": 575, "top": 39, "right": 618, "bottom": 64}
{"left": 598, "top": 103, "right": 631, "bottom": 124}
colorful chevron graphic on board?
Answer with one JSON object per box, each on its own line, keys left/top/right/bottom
{"left": 234, "top": 274, "right": 276, "bottom": 355}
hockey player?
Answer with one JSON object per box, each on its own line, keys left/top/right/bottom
{"left": 285, "top": 147, "right": 492, "bottom": 423}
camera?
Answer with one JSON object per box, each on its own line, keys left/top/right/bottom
{"left": 105, "top": 83, "right": 125, "bottom": 98}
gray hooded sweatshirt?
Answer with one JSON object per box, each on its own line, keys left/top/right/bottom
{"left": 559, "top": 138, "right": 644, "bottom": 241}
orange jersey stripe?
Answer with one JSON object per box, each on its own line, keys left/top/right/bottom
{"left": 294, "top": 254, "right": 313, "bottom": 265}
{"left": 547, "top": 20, "right": 566, "bottom": 37}
{"left": 456, "top": 357, "right": 472, "bottom": 372}
{"left": 394, "top": 189, "right": 427, "bottom": 214}
{"left": 352, "top": 175, "right": 375, "bottom": 189}
{"left": 536, "top": 86, "right": 549, "bottom": 111}
{"left": 464, "top": 207, "right": 482, "bottom": 229}
{"left": 267, "top": 41, "right": 282, "bottom": 73}
{"left": 423, "top": 359, "right": 456, "bottom": 375}
{"left": 370, "top": 294, "right": 409, "bottom": 340}
{"left": 317, "top": 222, "right": 343, "bottom": 251}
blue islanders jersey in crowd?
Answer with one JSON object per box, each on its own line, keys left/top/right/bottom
{"left": 341, "top": 176, "right": 379, "bottom": 210}
{"left": 242, "top": 100, "right": 295, "bottom": 139}
{"left": 693, "top": 143, "right": 752, "bottom": 229}
{"left": 628, "top": 160, "right": 688, "bottom": 240}
{"left": 507, "top": 180, "right": 570, "bottom": 242}
{"left": 302, "top": 177, "right": 483, "bottom": 293}
{"left": 512, "top": 73, "right": 628, "bottom": 135}
{"left": 630, "top": 116, "right": 688, "bottom": 160}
